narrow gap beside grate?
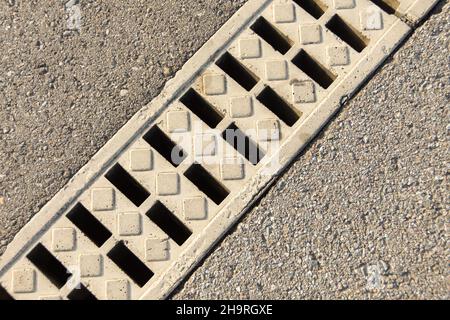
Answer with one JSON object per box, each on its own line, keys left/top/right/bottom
{"left": 326, "top": 15, "right": 369, "bottom": 53}
{"left": 222, "top": 123, "right": 265, "bottom": 165}
{"left": 250, "top": 17, "right": 292, "bottom": 55}
{"left": 292, "top": 50, "right": 336, "bottom": 89}
{"left": 180, "top": 88, "right": 224, "bottom": 128}
{"left": 107, "top": 241, "right": 154, "bottom": 288}
{"left": 105, "top": 163, "right": 150, "bottom": 207}
{"left": 146, "top": 201, "right": 192, "bottom": 246}
{"left": 369, "top": 0, "right": 399, "bottom": 15}
{"left": 0, "top": 285, "right": 14, "bottom": 300}
{"left": 143, "top": 125, "right": 187, "bottom": 167}
{"left": 184, "top": 163, "right": 230, "bottom": 205}
{"left": 216, "top": 52, "right": 259, "bottom": 91}
{"left": 293, "top": 0, "right": 328, "bottom": 20}
{"left": 26, "top": 243, "right": 71, "bottom": 289}
{"left": 256, "top": 86, "right": 301, "bottom": 127}
{"left": 66, "top": 203, "right": 112, "bottom": 247}
{"left": 67, "top": 284, "right": 97, "bottom": 300}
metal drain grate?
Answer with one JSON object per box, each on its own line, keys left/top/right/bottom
{"left": 0, "top": 0, "right": 438, "bottom": 300}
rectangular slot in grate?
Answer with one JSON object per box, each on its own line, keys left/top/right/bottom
{"left": 0, "top": 285, "right": 14, "bottom": 300}
{"left": 26, "top": 243, "right": 71, "bottom": 289}
{"left": 180, "top": 88, "right": 224, "bottom": 128}
{"left": 292, "top": 50, "right": 336, "bottom": 89}
{"left": 256, "top": 86, "right": 301, "bottom": 127}
{"left": 326, "top": 15, "right": 369, "bottom": 53}
{"left": 143, "top": 125, "right": 187, "bottom": 167}
{"left": 216, "top": 52, "right": 259, "bottom": 91}
{"left": 370, "top": 0, "right": 399, "bottom": 15}
{"left": 222, "top": 123, "right": 265, "bottom": 165}
{"left": 105, "top": 163, "right": 150, "bottom": 207}
{"left": 107, "top": 241, "right": 154, "bottom": 288}
{"left": 67, "top": 284, "right": 97, "bottom": 300}
{"left": 250, "top": 17, "right": 292, "bottom": 55}
{"left": 293, "top": 0, "right": 328, "bottom": 19}
{"left": 66, "top": 203, "right": 112, "bottom": 247}
{"left": 184, "top": 163, "right": 230, "bottom": 205}
{"left": 146, "top": 201, "right": 192, "bottom": 246}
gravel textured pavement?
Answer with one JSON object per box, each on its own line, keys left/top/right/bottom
{"left": 1, "top": 0, "right": 448, "bottom": 299}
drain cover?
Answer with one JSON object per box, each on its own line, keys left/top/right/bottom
{"left": 0, "top": 0, "right": 438, "bottom": 300}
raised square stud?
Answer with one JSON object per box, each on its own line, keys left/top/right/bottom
{"left": 12, "top": 269, "right": 35, "bottom": 293}
{"left": 334, "top": 0, "right": 355, "bottom": 9}
{"left": 265, "top": 60, "right": 288, "bottom": 81}
{"left": 106, "top": 279, "right": 129, "bottom": 300}
{"left": 327, "top": 46, "right": 350, "bottom": 66}
{"left": 221, "top": 158, "right": 245, "bottom": 180}
{"left": 230, "top": 96, "right": 253, "bottom": 118}
{"left": 292, "top": 81, "right": 316, "bottom": 103}
{"left": 118, "top": 213, "right": 142, "bottom": 236}
{"left": 79, "top": 254, "right": 103, "bottom": 277}
{"left": 203, "top": 74, "right": 226, "bottom": 95}
{"left": 183, "top": 197, "right": 207, "bottom": 220}
{"left": 130, "top": 149, "right": 153, "bottom": 172}
{"left": 257, "top": 119, "right": 281, "bottom": 141}
{"left": 156, "top": 172, "right": 179, "bottom": 196}
{"left": 92, "top": 188, "right": 115, "bottom": 211}
{"left": 239, "top": 38, "right": 261, "bottom": 59}
{"left": 167, "top": 110, "right": 190, "bottom": 133}
{"left": 299, "top": 24, "right": 322, "bottom": 45}
{"left": 52, "top": 228, "right": 76, "bottom": 252}
{"left": 146, "top": 238, "right": 169, "bottom": 261}
{"left": 361, "top": 6, "right": 384, "bottom": 30}
{"left": 273, "top": 3, "right": 296, "bottom": 23}
{"left": 194, "top": 134, "right": 217, "bottom": 157}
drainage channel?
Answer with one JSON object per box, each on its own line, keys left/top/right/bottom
{"left": 0, "top": 0, "right": 439, "bottom": 300}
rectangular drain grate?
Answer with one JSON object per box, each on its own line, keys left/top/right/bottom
{"left": 0, "top": 0, "right": 438, "bottom": 300}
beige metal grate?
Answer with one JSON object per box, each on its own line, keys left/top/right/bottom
{"left": 0, "top": 0, "right": 439, "bottom": 300}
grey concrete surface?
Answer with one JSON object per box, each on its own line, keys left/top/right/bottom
{"left": 0, "top": 0, "right": 448, "bottom": 299}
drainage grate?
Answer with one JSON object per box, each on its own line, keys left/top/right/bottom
{"left": 0, "top": 0, "right": 438, "bottom": 300}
